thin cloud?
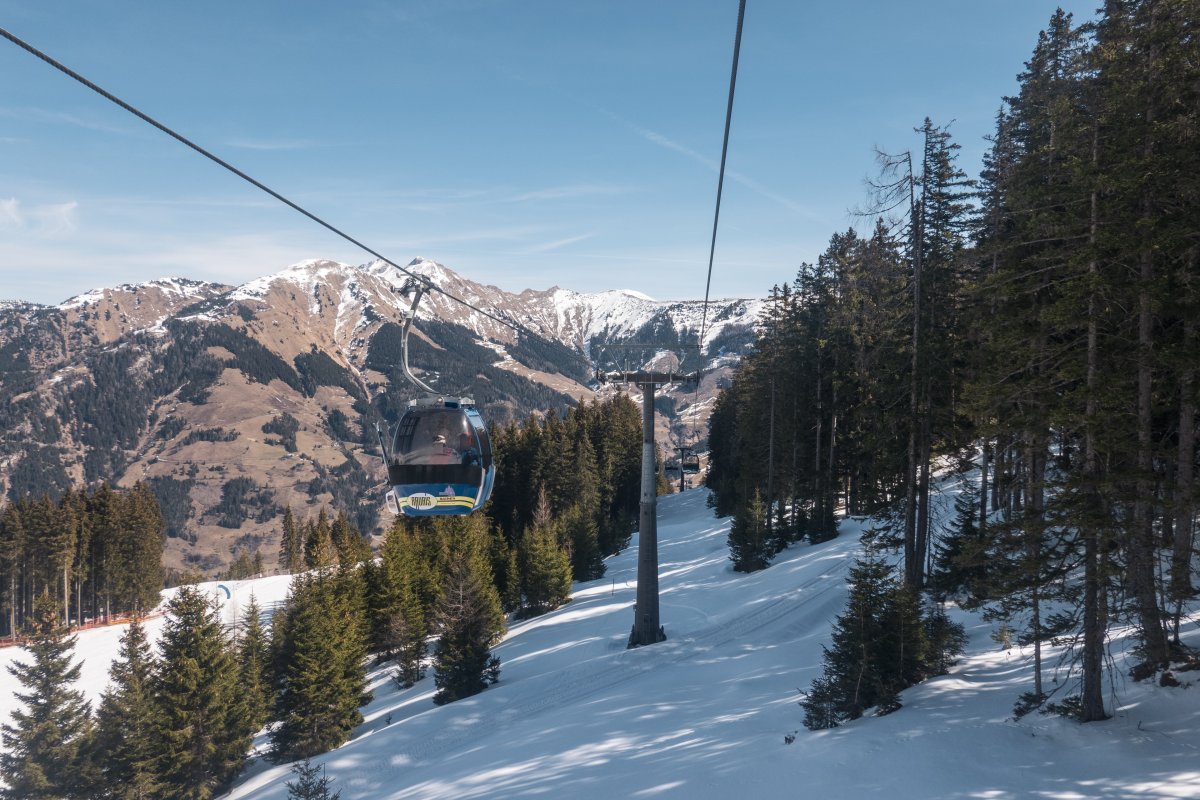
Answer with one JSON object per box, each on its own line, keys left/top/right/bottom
{"left": 608, "top": 111, "right": 821, "bottom": 221}
{"left": 0, "top": 198, "right": 78, "bottom": 235}
{"left": 523, "top": 232, "right": 597, "bottom": 254}
{"left": 0, "top": 106, "right": 132, "bottom": 136}
{"left": 507, "top": 185, "right": 629, "bottom": 203}
{"left": 0, "top": 198, "right": 23, "bottom": 227}
{"left": 223, "top": 137, "right": 320, "bottom": 151}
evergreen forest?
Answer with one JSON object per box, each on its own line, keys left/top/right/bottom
{"left": 0, "top": 484, "right": 164, "bottom": 639}
{"left": 0, "top": 397, "right": 653, "bottom": 798}
{"left": 711, "top": 2, "right": 1199, "bottom": 725}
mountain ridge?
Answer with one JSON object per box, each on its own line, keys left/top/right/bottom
{"left": 0, "top": 257, "right": 761, "bottom": 575}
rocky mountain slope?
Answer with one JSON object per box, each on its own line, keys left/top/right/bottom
{"left": 0, "top": 258, "right": 761, "bottom": 574}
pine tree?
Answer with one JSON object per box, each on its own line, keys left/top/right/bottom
{"left": 236, "top": 594, "right": 272, "bottom": 734}
{"left": 385, "top": 584, "right": 427, "bottom": 689}
{"left": 563, "top": 504, "right": 605, "bottom": 582}
{"left": 431, "top": 515, "right": 505, "bottom": 705}
{"left": 331, "top": 512, "right": 371, "bottom": 568}
{"left": 152, "top": 585, "right": 249, "bottom": 799}
{"left": 519, "top": 491, "right": 573, "bottom": 616}
{"left": 278, "top": 507, "right": 305, "bottom": 574}
{"left": 801, "top": 555, "right": 930, "bottom": 728}
{"left": 304, "top": 510, "right": 336, "bottom": 570}
{"left": 270, "top": 569, "right": 369, "bottom": 760}
{"left": 502, "top": 541, "right": 522, "bottom": 614}
{"left": 119, "top": 483, "right": 165, "bottom": 614}
{"left": 286, "top": 757, "right": 341, "bottom": 800}
{"left": 728, "top": 489, "right": 772, "bottom": 573}
{"left": 928, "top": 478, "right": 989, "bottom": 606}
{"left": 0, "top": 594, "right": 93, "bottom": 800}
{"left": 91, "top": 617, "right": 160, "bottom": 800}
{"left": 0, "top": 503, "right": 25, "bottom": 639}
{"left": 373, "top": 519, "right": 429, "bottom": 687}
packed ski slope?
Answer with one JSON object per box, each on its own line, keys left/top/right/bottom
{"left": 3, "top": 488, "right": 1199, "bottom": 799}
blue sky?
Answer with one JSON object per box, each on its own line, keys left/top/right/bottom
{"left": 1, "top": 1, "right": 1100, "bottom": 306}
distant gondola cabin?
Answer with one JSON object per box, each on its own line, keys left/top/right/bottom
{"left": 385, "top": 397, "right": 495, "bottom": 516}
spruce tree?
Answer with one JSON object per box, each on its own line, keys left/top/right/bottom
{"left": 278, "top": 507, "right": 305, "bottom": 574}
{"left": 236, "top": 594, "right": 273, "bottom": 734}
{"left": 0, "top": 503, "right": 25, "bottom": 639}
{"left": 91, "top": 617, "right": 160, "bottom": 800}
{"left": 563, "top": 504, "right": 605, "bottom": 582}
{"left": 520, "top": 494, "right": 572, "bottom": 616}
{"left": 303, "top": 510, "right": 336, "bottom": 570}
{"left": 331, "top": 512, "right": 371, "bottom": 568}
{"left": 728, "top": 489, "right": 772, "bottom": 572}
{"left": 432, "top": 515, "right": 505, "bottom": 705}
{"left": 802, "top": 555, "right": 929, "bottom": 728}
{"left": 374, "top": 520, "right": 429, "bottom": 687}
{"left": 152, "top": 585, "right": 249, "bottom": 799}
{"left": 0, "top": 594, "right": 93, "bottom": 800}
{"left": 286, "top": 757, "right": 341, "bottom": 800}
{"left": 120, "top": 483, "right": 165, "bottom": 614}
{"left": 270, "top": 570, "right": 369, "bottom": 760}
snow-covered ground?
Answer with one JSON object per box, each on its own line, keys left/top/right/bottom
{"left": 3, "top": 488, "right": 1198, "bottom": 799}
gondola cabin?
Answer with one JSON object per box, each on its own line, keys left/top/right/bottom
{"left": 664, "top": 459, "right": 682, "bottom": 477}
{"left": 385, "top": 396, "right": 495, "bottom": 517}
{"left": 681, "top": 451, "right": 701, "bottom": 475}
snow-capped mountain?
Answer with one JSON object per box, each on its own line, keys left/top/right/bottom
{"left": 0, "top": 258, "right": 761, "bottom": 575}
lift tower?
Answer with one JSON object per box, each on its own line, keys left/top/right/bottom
{"left": 598, "top": 368, "right": 698, "bottom": 648}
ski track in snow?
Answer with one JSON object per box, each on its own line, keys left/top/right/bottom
{"left": 4, "top": 483, "right": 1199, "bottom": 799}
{"left": 383, "top": 564, "right": 844, "bottom": 771}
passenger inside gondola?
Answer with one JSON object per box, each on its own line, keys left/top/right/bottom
{"left": 402, "top": 413, "right": 463, "bottom": 465}
{"left": 458, "top": 427, "right": 479, "bottom": 465}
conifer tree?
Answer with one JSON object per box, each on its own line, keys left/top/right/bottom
{"left": 278, "top": 507, "right": 305, "bottom": 574}
{"left": 152, "top": 585, "right": 249, "bottom": 799}
{"left": 236, "top": 594, "right": 272, "bottom": 734}
{"left": 270, "top": 569, "right": 369, "bottom": 760}
{"left": 375, "top": 523, "right": 428, "bottom": 688}
{"left": 432, "top": 515, "right": 505, "bottom": 705}
{"left": 0, "top": 594, "right": 93, "bottom": 800}
{"left": 304, "top": 510, "right": 336, "bottom": 570}
{"left": 563, "top": 505, "right": 605, "bottom": 583}
{"left": 286, "top": 757, "right": 341, "bottom": 800}
{"left": 802, "top": 555, "right": 930, "bottom": 729}
{"left": 331, "top": 512, "right": 371, "bottom": 568}
{"left": 519, "top": 490, "right": 572, "bottom": 615}
{"left": 928, "top": 479, "right": 989, "bottom": 606}
{"left": 119, "top": 483, "right": 165, "bottom": 614}
{"left": 91, "top": 617, "right": 160, "bottom": 800}
{"left": 502, "top": 541, "right": 522, "bottom": 614}
{"left": 728, "top": 489, "right": 772, "bottom": 573}
{"left": 0, "top": 503, "right": 25, "bottom": 639}
{"left": 384, "top": 582, "right": 427, "bottom": 689}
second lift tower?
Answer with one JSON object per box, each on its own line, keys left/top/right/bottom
{"left": 598, "top": 367, "right": 699, "bottom": 648}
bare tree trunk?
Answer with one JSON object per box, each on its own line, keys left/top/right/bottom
{"left": 829, "top": 357, "right": 838, "bottom": 517}
{"left": 1171, "top": 305, "right": 1195, "bottom": 641}
{"left": 1080, "top": 128, "right": 1108, "bottom": 722}
{"left": 915, "top": 406, "right": 932, "bottom": 589}
{"left": 1130, "top": 58, "right": 1169, "bottom": 665}
{"left": 62, "top": 564, "right": 70, "bottom": 627}
{"left": 767, "top": 377, "right": 776, "bottom": 527}
{"left": 1025, "top": 438, "right": 1046, "bottom": 700}
{"left": 980, "top": 440, "right": 990, "bottom": 532}
{"left": 904, "top": 151, "right": 924, "bottom": 588}
{"left": 814, "top": 355, "right": 824, "bottom": 533}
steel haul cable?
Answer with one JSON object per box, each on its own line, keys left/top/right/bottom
{"left": 686, "top": 0, "right": 746, "bottom": 462}
{"left": 0, "top": 24, "right": 522, "bottom": 336}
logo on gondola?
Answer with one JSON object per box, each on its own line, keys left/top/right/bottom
{"left": 407, "top": 493, "right": 436, "bottom": 509}
{"left": 439, "top": 485, "right": 455, "bottom": 497}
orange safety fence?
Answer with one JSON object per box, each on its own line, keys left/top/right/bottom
{"left": 0, "top": 609, "right": 165, "bottom": 649}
